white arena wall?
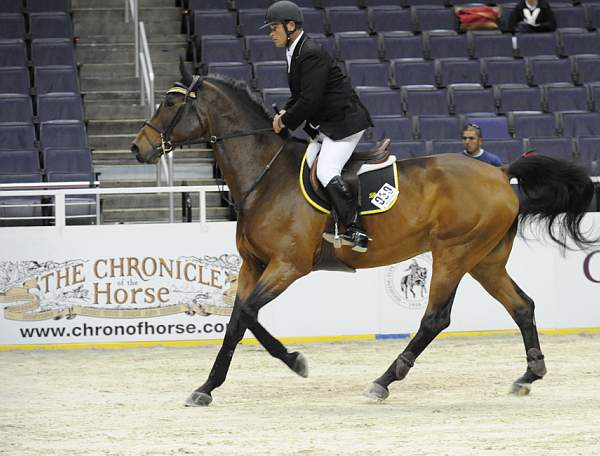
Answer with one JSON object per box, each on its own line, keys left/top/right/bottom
{"left": 1, "top": 215, "right": 599, "bottom": 349}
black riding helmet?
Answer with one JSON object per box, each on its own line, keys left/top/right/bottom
{"left": 260, "top": 0, "right": 304, "bottom": 30}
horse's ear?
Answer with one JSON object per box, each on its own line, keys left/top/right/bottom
{"left": 179, "top": 56, "right": 193, "bottom": 87}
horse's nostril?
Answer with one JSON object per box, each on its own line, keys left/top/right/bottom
{"left": 131, "top": 144, "right": 139, "bottom": 156}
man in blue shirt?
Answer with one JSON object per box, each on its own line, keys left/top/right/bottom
{"left": 461, "top": 124, "right": 503, "bottom": 167}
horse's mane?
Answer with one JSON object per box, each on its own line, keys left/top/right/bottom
{"left": 202, "top": 74, "right": 273, "bottom": 123}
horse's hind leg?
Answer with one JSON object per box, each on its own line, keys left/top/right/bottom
{"left": 469, "top": 234, "right": 546, "bottom": 395}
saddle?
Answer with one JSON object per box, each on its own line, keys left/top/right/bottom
{"left": 309, "top": 138, "right": 391, "bottom": 199}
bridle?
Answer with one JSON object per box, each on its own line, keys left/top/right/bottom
{"left": 141, "top": 75, "right": 288, "bottom": 216}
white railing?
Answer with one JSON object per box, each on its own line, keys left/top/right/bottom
{"left": 124, "top": 0, "right": 139, "bottom": 77}
{"left": 0, "top": 185, "right": 229, "bottom": 228}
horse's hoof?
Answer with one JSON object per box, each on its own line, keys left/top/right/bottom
{"left": 184, "top": 390, "right": 213, "bottom": 407}
{"left": 510, "top": 381, "right": 532, "bottom": 396}
{"left": 364, "top": 382, "right": 389, "bottom": 401}
{"left": 291, "top": 352, "right": 309, "bottom": 378}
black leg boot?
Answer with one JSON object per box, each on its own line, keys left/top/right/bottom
{"left": 323, "top": 175, "right": 370, "bottom": 253}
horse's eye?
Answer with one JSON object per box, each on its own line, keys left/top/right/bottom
{"left": 165, "top": 100, "right": 175, "bottom": 108}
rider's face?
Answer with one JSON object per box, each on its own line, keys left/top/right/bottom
{"left": 269, "top": 22, "right": 291, "bottom": 48}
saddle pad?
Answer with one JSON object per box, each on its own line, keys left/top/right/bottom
{"left": 299, "top": 151, "right": 400, "bottom": 216}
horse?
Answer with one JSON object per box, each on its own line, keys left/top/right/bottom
{"left": 131, "top": 65, "right": 597, "bottom": 407}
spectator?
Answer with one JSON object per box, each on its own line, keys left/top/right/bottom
{"left": 461, "top": 124, "right": 503, "bottom": 167}
{"left": 508, "top": 0, "right": 556, "bottom": 33}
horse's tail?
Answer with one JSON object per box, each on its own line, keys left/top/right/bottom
{"left": 506, "top": 155, "right": 598, "bottom": 250}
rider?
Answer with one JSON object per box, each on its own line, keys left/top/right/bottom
{"left": 262, "top": 0, "right": 374, "bottom": 253}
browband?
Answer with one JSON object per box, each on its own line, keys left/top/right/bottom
{"left": 167, "top": 86, "right": 197, "bottom": 99}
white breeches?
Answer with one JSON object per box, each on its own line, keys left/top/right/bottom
{"left": 305, "top": 129, "right": 365, "bottom": 187}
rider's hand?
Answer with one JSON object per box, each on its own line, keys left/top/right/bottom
{"left": 272, "top": 110, "right": 286, "bottom": 134}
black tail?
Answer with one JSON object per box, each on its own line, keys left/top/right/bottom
{"left": 507, "top": 155, "right": 598, "bottom": 250}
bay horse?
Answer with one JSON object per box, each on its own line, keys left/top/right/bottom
{"left": 131, "top": 67, "right": 597, "bottom": 407}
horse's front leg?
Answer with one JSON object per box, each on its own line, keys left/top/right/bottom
{"left": 186, "top": 259, "right": 307, "bottom": 406}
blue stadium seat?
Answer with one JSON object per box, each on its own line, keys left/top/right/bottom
{"left": 586, "top": 4, "right": 600, "bottom": 30}
{"left": 0, "top": 0, "right": 22, "bottom": 13}
{"left": 508, "top": 112, "right": 558, "bottom": 137}
{"left": 335, "top": 31, "right": 380, "bottom": 60}
{"left": 245, "top": 35, "right": 285, "bottom": 62}
{"left": 192, "top": 10, "right": 237, "bottom": 37}
{"left": 308, "top": 33, "right": 335, "bottom": 56}
{"left": 43, "top": 148, "right": 93, "bottom": 174}
{"left": 26, "top": 0, "right": 70, "bottom": 12}
{"left": 37, "top": 92, "right": 84, "bottom": 122}
{"left": 572, "top": 55, "right": 600, "bottom": 84}
{"left": 345, "top": 59, "right": 390, "bottom": 87}
{"left": 206, "top": 62, "right": 253, "bottom": 86}
{"left": 34, "top": 65, "right": 79, "bottom": 94}
{"left": 401, "top": 85, "right": 449, "bottom": 116}
{"left": 355, "top": 86, "right": 403, "bottom": 115}
{"left": 363, "top": 0, "right": 400, "bottom": 6}
{"left": 542, "top": 83, "right": 590, "bottom": 113}
{"left": 448, "top": 84, "right": 496, "bottom": 115}
{"left": 428, "top": 139, "right": 464, "bottom": 155}
{"left": 415, "top": 115, "right": 461, "bottom": 140}
{"left": 237, "top": 9, "right": 267, "bottom": 36}
{"left": 388, "top": 140, "right": 428, "bottom": 159}
{"left": 587, "top": 82, "right": 600, "bottom": 111}
{"left": 188, "top": 0, "right": 233, "bottom": 10}
{"left": 379, "top": 31, "right": 424, "bottom": 60}
{"left": 424, "top": 31, "right": 469, "bottom": 59}
{"left": 39, "top": 120, "right": 88, "bottom": 152}
{"left": 0, "top": 66, "right": 30, "bottom": 94}
{"left": 576, "top": 136, "right": 600, "bottom": 176}
{"left": 31, "top": 38, "right": 76, "bottom": 67}
{"left": 0, "top": 94, "right": 32, "bottom": 122}
{"left": 45, "top": 170, "right": 97, "bottom": 225}
{"left": 525, "top": 136, "right": 575, "bottom": 161}
{"left": 558, "top": 29, "right": 600, "bottom": 57}
{"left": 527, "top": 56, "right": 574, "bottom": 86}
{"left": 368, "top": 115, "right": 413, "bottom": 141}
{"left": 495, "top": 84, "right": 542, "bottom": 113}
{"left": 552, "top": 5, "right": 587, "bottom": 29}
{"left": 462, "top": 114, "right": 511, "bottom": 139}
{"left": 301, "top": 8, "right": 328, "bottom": 35}
{"left": 483, "top": 138, "right": 525, "bottom": 163}
{"left": 0, "top": 39, "right": 27, "bottom": 67}
{"left": 481, "top": 57, "right": 528, "bottom": 86}
{"left": 325, "top": 7, "right": 369, "bottom": 34}
{"left": 318, "top": 0, "right": 357, "bottom": 7}
{"left": 0, "top": 149, "right": 40, "bottom": 173}
{"left": 0, "top": 13, "right": 26, "bottom": 39}
{"left": 253, "top": 61, "right": 288, "bottom": 89}
{"left": 469, "top": 30, "right": 514, "bottom": 58}
{"left": 435, "top": 58, "right": 481, "bottom": 87}
{"left": 559, "top": 112, "right": 600, "bottom": 136}
{"left": 0, "top": 172, "right": 44, "bottom": 227}
{"left": 412, "top": 6, "right": 457, "bottom": 32}
{"left": 390, "top": 58, "right": 435, "bottom": 87}
{"left": 516, "top": 32, "right": 558, "bottom": 57}
{"left": 261, "top": 88, "right": 291, "bottom": 112}
{"left": 199, "top": 35, "right": 245, "bottom": 66}
{"left": 368, "top": 6, "right": 413, "bottom": 33}
{"left": 0, "top": 122, "right": 36, "bottom": 149}
{"left": 29, "top": 12, "right": 72, "bottom": 39}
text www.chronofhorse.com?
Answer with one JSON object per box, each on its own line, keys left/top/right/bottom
{"left": 17, "top": 321, "right": 228, "bottom": 339}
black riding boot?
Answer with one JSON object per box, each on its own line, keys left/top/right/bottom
{"left": 323, "top": 175, "right": 369, "bottom": 253}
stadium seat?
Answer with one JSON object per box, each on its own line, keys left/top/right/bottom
{"left": 237, "top": 9, "right": 268, "bottom": 36}
{"left": 345, "top": 60, "right": 390, "bottom": 88}
{"left": 363, "top": 0, "right": 400, "bottom": 6}
{"left": 43, "top": 148, "right": 93, "bottom": 174}
{"left": 424, "top": 31, "right": 469, "bottom": 59}
{"left": 0, "top": 39, "right": 27, "bottom": 67}
{"left": 198, "top": 35, "right": 245, "bottom": 67}
{"left": 26, "top": 0, "right": 70, "bottom": 13}
{"left": 253, "top": 61, "right": 288, "bottom": 89}
{"left": 401, "top": 85, "right": 449, "bottom": 116}
{"left": 0, "top": 149, "right": 40, "bottom": 173}
{"left": 0, "top": 13, "right": 26, "bottom": 39}
{"left": 31, "top": 38, "right": 76, "bottom": 67}
{"left": 0, "top": 66, "right": 30, "bottom": 94}
{"left": 587, "top": 4, "right": 600, "bottom": 30}
{"left": 261, "top": 88, "right": 291, "bottom": 111}
{"left": 515, "top": 32, "right": 558, "bottom": 57}
{"left": 367, "top": 115, "right": 413, "bottom": 142}
{"left": 387, "top": 140, "right": 428, "bottom": 159}
{"left": 318, "top": 0, "right": 357, "bottom": 7}
{"left": 308, "top": 33, "right": 335, "bottom": 56}
{"left": 412, "top": 6, "right": 457, "bottom": 32}
{"left": 526, "top": 56, "right": 574, "bottom": 85}
{"left": 0, "top": 94, "right": 33, "bottom": 122}
{"left": 355, "top": 86, "right": 403, "bottom": 116}
{"left": 368, "top": 6, "right": 413, "bottom": 33}
{"left": 552, "top": 4, "right": 587, "bottom": 29}
{"left": 525, "top": 136, "right": 575, "bottom": 161}
{"left": 481, "top": 57, "right": 528, "bottom": 86}
{"left": 245, "top": 35, "right": 285, "bottom": 62}
{"left": 576, "top": 136, "right": 600, "bottom": 176}
{"left": 428, "top": 139, "right": 464, "bottom": 155}
{"left": 448, "top": 84, "right": 496, "bottom": 115}
{"left": 45, "top": 171, "right": 97, "bottom": 225}
{"left": 188, "top": 0, "right": 234, "bottom": 10}
{"left": 390, "top": 58, "right": 435, "bottom": 87}
{"left": 462, "top": 114, "right": 511, "bottom": 139}
{"left": 39, "top": 120, "right": 88, "bottom": 152}
{"left": 37, "top": 92, "right": 85, "bottom": 122}
{"left": 301, "top": 8, "right": 328, "bottom": 35}
{"left": 559, "top": 112, "right": 600, "bottom": 136}
{"left": 415, "top": 115, "right": 461, "bottom": 140}
{"left": 335, "top": 31, "right": 380, "bottom": 60}
{"left": 404, "top": 0, "right": 447, "bottom": 5}
{"left": 34, "top": 65, "right": 79, "bottom": 94}
{"left": 572, "top": 55, "right": 600, "bottom": 84}
{"left": 325, "top": 7, "right": 369, "bottom": 34}
{"left": 379, "top": 31, "right": 424, "bottom": 60}
{"left": 495, "top": 84, "right": 542, "bottom": 113}
{"left": 0, "top": 122, "right": 36, "bottom": 149}
{"left": 0, "top": 172, "right": 44, "bottom": 227}
{"left": 29, "top": 12, "right": 72, "bottom": 39}
{"left": 0, "top": 0, "right": 22, "bottom": 13}
{"left": 469, "top": 31, "right": 514, "bottom": 59}
{"left": 508, "top": 112, "right": 558, "bottom": 137}
{"left": 435, "top": 58, "right": 481, "bottom": 87}
{"left": 206, "top": 62, "right": 253, "bottom": 86}
{"left": 587, "top": 82, "right": 600, "bottom": 111}
{"left": 542, "top": 83, "right": 590, "bottom": 113}
{"left": 558, "top": 29, "right": 600, "bottom": 57}
{"left": 191, "top": 10, "right": 237, "bottom": 37}
{"left": 483, "top": 138, "right": 525, "bottom": 163}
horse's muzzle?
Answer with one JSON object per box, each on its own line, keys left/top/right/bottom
{"left": 130, "top": 143, "right": 144, "bottom": 163}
